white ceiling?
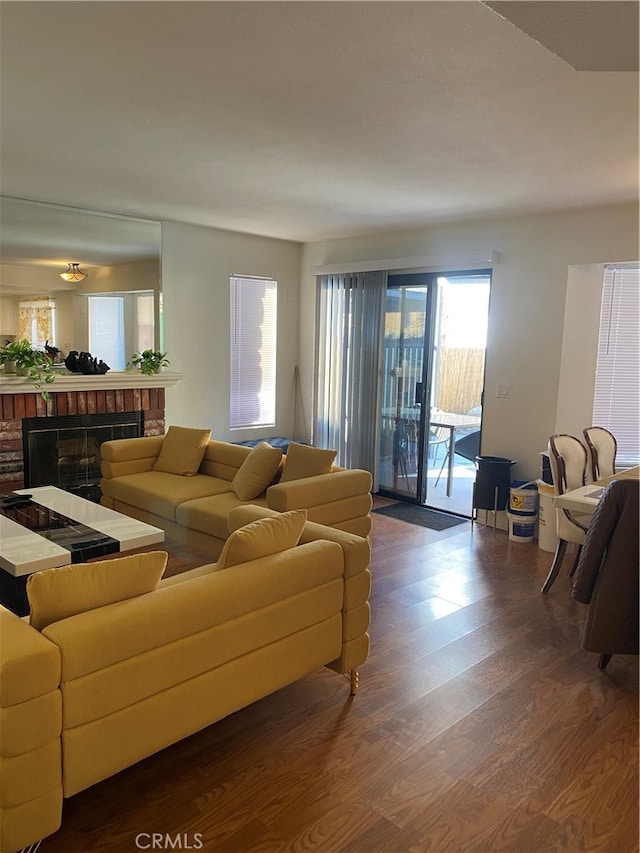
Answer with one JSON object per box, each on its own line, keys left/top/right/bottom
{"left": 0, "top": 1, "right": 638, "bottom": 247}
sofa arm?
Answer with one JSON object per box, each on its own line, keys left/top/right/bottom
{"left": 0, "top": 608, "right": 61, "bottom": 706}
{"left": 101, "top": 435, "right": 164, "bottom": 479}
{"left": 0, "top": 607, "right": 63, "bottom": 853}
{"left": 228, "top": 506, "right": 371, "bottom": 681}
{"left": 266, "top": 469, "right": 372, "bottom": 534}
{"left": 267, "top": 469, "right": 371, "bottom": 509}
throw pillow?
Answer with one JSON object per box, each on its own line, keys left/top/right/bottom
{"left": 279, "top": 442, "right": 337, "bottom": 483}
{"left": 216, "top": 509, "right": 307, "bottom": 571}
{"left": 153, "top": 426, "right": 211, "bottom": 476}
{"left": 231, "top": 441, "right": 283, "bottom": 500}
{"left": 27, "top": 551, "right": 168, "bottom": 631}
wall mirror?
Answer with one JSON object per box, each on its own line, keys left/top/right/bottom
{"left": 0, "top": 197, "right": 162, "bottom": 369}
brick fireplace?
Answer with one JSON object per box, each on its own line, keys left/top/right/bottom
{"left": 0, "top": 372, "right": 183, "bottom": 494}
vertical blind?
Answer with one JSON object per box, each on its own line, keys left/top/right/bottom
{"left": 592, "top": 264, "right": 640, "bottom": 467}
{"left": 230, "top": 276, "right": 277, "bottom": 430}
{"left": 313, "top": 271, "right": 386, "bottom": 476}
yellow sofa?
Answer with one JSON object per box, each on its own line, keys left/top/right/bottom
{"left": 0, "top": 509, "right": 371, "bottom": 853}
{"left": 100, "top": 435, "right": 373, "bottom": 558}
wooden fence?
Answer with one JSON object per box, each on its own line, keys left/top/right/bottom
{"left": 436, "top": 347, "right": 485, "bottom": 414}
{"left": 382, "top": 340, "right": 485, "bottom": 415}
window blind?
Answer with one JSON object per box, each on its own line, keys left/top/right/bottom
{"left": 89, "top": 296, "right": 125, "bottom": 371}
{"left": 313, "top": 271, "right": 386, "bottom": 476}
{"left": 230, "top": 276, "right": 277, "bottom": 430}
{"left": 592, "top": 264, "right": 640, "bottom": 467}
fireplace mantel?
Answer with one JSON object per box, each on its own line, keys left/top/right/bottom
{"left": 0, "top": 371, "right": 185, "bottom": 394}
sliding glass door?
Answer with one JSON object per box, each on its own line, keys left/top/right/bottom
{"left": 378, "top": 282, "right": 431, "bottom": 501}
{"left": 377, "top": 270, "right": 490, "bottom": 516}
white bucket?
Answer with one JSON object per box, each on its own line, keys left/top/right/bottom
{"left": 507, "top": 511, "right": 536, "bottom": 543}
{"left": 509, "top": 481, "right": 538, "bottom": 515}
{"left": 536, "top": 479, "right": 557, "bottom": 552}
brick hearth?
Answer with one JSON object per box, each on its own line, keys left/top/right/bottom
{"left": 0, "top": 372, "right": 183, "bottom": 493}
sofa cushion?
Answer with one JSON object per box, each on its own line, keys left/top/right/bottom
{"left": 280, "top": 442, "right": 337, "bottom": 483}
{"left": 216, "top": 510, "right": 307, "bottom": 570}
{"left": 27, "top": 551, "right": 168, "bottom": 631}
{"left": 231, "top": 441, "right": 283, "bottom": 500}
{"left": 101, "top": 471, "right": 230, "bottom": 522}
{"left": 153, "top": 426, "right": 211, "bottom": 476}
{"left": 176, "top": 491, "right": 269, "bottom": 540}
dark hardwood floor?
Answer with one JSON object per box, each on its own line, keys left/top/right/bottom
{"left": 40, "top": 506, "right": 638, "bottom": 853}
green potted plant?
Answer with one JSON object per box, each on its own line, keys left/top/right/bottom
{"left": 0, "top": 339, "right": 56, "bottom": 398}
{"left": 127, "top": 349, "right": 170, "bottom": 375}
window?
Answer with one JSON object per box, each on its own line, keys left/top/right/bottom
{"left": 89, "top": 296, "right": 125, "bottom": 370}
{"left": 88, "top": 291, "right": 156, "bottom": 371}
{"left": 230, "top": 276, "right": 277, "bottom": 430}
{"left": 592, "top": 264, "right": 640, "bottom": 467}
{"left": 136, "top": 293, "right": 155, "bottom": 351}
{"left": 17, "top": 297, "right": 55, "bottom": 347}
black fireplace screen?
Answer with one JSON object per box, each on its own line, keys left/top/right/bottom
{"left": 22, "top": 413, "right": 142, "bottom": 500}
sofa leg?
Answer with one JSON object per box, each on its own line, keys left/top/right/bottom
{"left": 349, "top": 669, "right": 359, "bottom": 695}
{"left": 598, "top": 653, "right": 613, "bottom": 671}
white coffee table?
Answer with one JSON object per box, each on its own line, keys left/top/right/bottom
{"left": 0, "top": 486, "right": 164, "bottom": 615}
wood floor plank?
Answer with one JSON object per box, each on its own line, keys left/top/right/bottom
{"left": 38, "top": 510, "right": 638, "bottom": 853}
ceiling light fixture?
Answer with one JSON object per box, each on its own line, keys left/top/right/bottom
{"left": 60, "top": 262, "right": 88, "bottom": 282}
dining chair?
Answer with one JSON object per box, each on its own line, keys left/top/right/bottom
{"left": 541, "top": 433, "right": 591, "bottom": 594}
{"left": 583, "top": 426, "right": 617, "bottom": 482}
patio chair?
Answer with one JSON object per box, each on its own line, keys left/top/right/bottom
{"left": 435, "top": 429, "right": 480, "bottom": 487}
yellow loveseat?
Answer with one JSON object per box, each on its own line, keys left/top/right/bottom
{"left": 0, "top": 508, "right": 371, "bottom": 853}
{"left": 100, "top": 429, "right": 373, "bottom": 558}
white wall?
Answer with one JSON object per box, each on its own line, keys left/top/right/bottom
{"left": 555, "top": 264, "right": 606, "bottom": 438}
{"left": 161, "top": 221, "right": 301, "bottom": 441}
{"left": 299, "top": 203, "right": 638, "bottom": 483}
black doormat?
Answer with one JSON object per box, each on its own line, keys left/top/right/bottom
{"left": 373, "top": 502, "right": 468, "bottom": 530}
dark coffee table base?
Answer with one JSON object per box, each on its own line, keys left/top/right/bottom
{"left": 0, "top": 572, "right": 29, "bottom": 617}
{"left": 0, "top": 538, "right": 120, "bottom": 617}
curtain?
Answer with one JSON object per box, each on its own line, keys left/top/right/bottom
{"left": 313, "top": 271, "right": 386, "bottom": 482}
{"left": 17, "top": 297, "right": 55, "bottom": 347}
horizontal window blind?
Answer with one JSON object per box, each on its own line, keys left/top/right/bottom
{"left": 89, "top": 296, "right": 125, "bottom": 370}
{"left": 230, "top": 276, "right": 277, "bottom": 430}
{"left": 592, "top": 264, "right": 640, "bottom": 467}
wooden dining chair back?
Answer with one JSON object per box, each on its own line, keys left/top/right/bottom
{"left": 583, "top": 426, "right": 617, "bottom": 482}
{"left": 541, "top": 434, "right": 590, "bottom": 594}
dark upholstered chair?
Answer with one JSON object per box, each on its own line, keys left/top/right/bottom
{"left": 571, "top": 479, "right": 639, "bottom": 670}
